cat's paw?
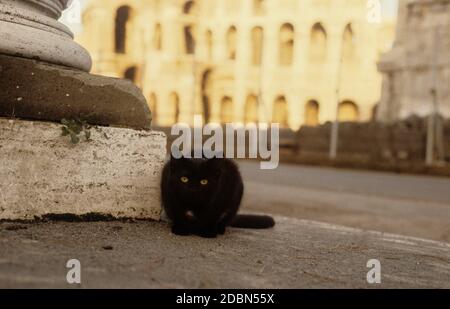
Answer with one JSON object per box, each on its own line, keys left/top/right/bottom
{"left": 171, "top": 225, "right": 190, "bottom": 236}
{"left": 218, "top": 225, "right": 226, "bottom": 235}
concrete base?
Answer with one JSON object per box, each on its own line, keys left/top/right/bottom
{"left": 0, "top": 118, "right": 166, "bottom": 221}
{"left": 0, "top": 217, "right": 449, "bottom": 288}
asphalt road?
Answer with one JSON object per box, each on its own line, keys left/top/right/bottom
{"left": 239, "top": 161, "right": 450, "bottom": 204}
{"left": 238, "top": 162, "right": 450, "bottom": 242}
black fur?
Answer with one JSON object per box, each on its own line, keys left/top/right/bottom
{"left": 161, "top": 156, "right": 275, "bottom": 238}
{"left": 230, "top": 214, "right": 275, "bottom": 229}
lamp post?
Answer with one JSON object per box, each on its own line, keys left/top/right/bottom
{"left": 329, "top": 30, "right": 345, "bottom": 160}
{"left": 425, "top": 26, "right": 440, "bottom": 166}
{"left": 0, "top": 0, "right": 92, "bottom": 71}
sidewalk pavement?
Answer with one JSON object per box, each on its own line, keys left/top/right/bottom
{"left": 1, "top": 217, "right": 449, "bottom": 288}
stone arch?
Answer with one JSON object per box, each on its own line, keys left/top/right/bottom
{"left": 245, "top": 95, "right": 259, "bottom": 124}
{"left": 338, "top": 100, "right": 359, "bottom": 122}
{"left": 226, "top": 26, "right": 237, "bottom": 60}
{"left": 183, "top": 1, "right": 196, "bottom": 54}
{"left": 279, "top": 23, "right": 294, "bottom": 66}
{"left": 184, "top": 26, "right": 195, "bottom": 54}
{"left": 201, "top": 70, "right": 213, "bottom": 123}
{"left": 221, "top": 96, "right": 234, "bottom": 123}
{"left": 251, "top": 26, "right": 264, "bottom": 66}
{"left": 309, "top": 23, "right": 327, "bottom": 62}
{"left": 183, "top": 1, "right": 196, "bottom": 14}
{"left": 342, "top": 23, "right": 355, "bottom": 61}
{"left": 304, "top": 100, "right": 320, "bottom": 126}
{"left": 124, "top": 66, "right": 137, "bottom": 83}
{"left": 273, "top": 96, "right": 289, "bottom": 127}
{"left": 115, "top": 6, "right": 131, "bottom": 54}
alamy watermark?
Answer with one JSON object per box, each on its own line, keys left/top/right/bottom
{"left": 366, "top": 259, "right": 382, "bottom": 284}
{"left": 367, "top": 0, "right": 382, "bottom": 24}
{"left": 66, "top": 259, "right": 81, "bottom": 284}
{"left": 171, "top": 115, "right": 280, "bottom": 170}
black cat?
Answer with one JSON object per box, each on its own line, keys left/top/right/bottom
{"left": 161, "top": 156, "right": 275, "bottom": 238}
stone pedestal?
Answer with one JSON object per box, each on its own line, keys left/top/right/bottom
{"left": 0, "top": 54, "right": 152, "bottom": 130}
{"left": 0, "top": 0, "right": 92, "bottom": 71}
{"left": 0, "top": 118, "right": 166, "bottom": 221}
{"left": 0, "top": 1, "right": 166, "bottom": 221}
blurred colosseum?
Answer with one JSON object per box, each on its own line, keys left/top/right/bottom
{"left": 76, "top": 0, "right": 396, "bottom": 129}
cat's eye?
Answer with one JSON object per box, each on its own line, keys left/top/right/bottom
{"left": 180, "top": 176, "right": 189, "bottom": 183}
{"left": 200, "top": 179, "right": 208, "bottom": 185}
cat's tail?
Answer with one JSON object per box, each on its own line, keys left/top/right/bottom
{"left": 230, "top": 214, "right": 275, "bottom": 229}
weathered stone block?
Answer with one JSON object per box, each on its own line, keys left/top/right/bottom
{"left": 0, "top": 118, "right": 166, "bottom": 221}
{"left": 0, "top": 54, "right": 151, "bottom": 130}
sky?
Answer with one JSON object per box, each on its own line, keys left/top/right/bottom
{"left": 381, "top": 0, "right": 399, "bottom": 18}
{"left": 61, "top": 0, "right": 399, "bottom": 34}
